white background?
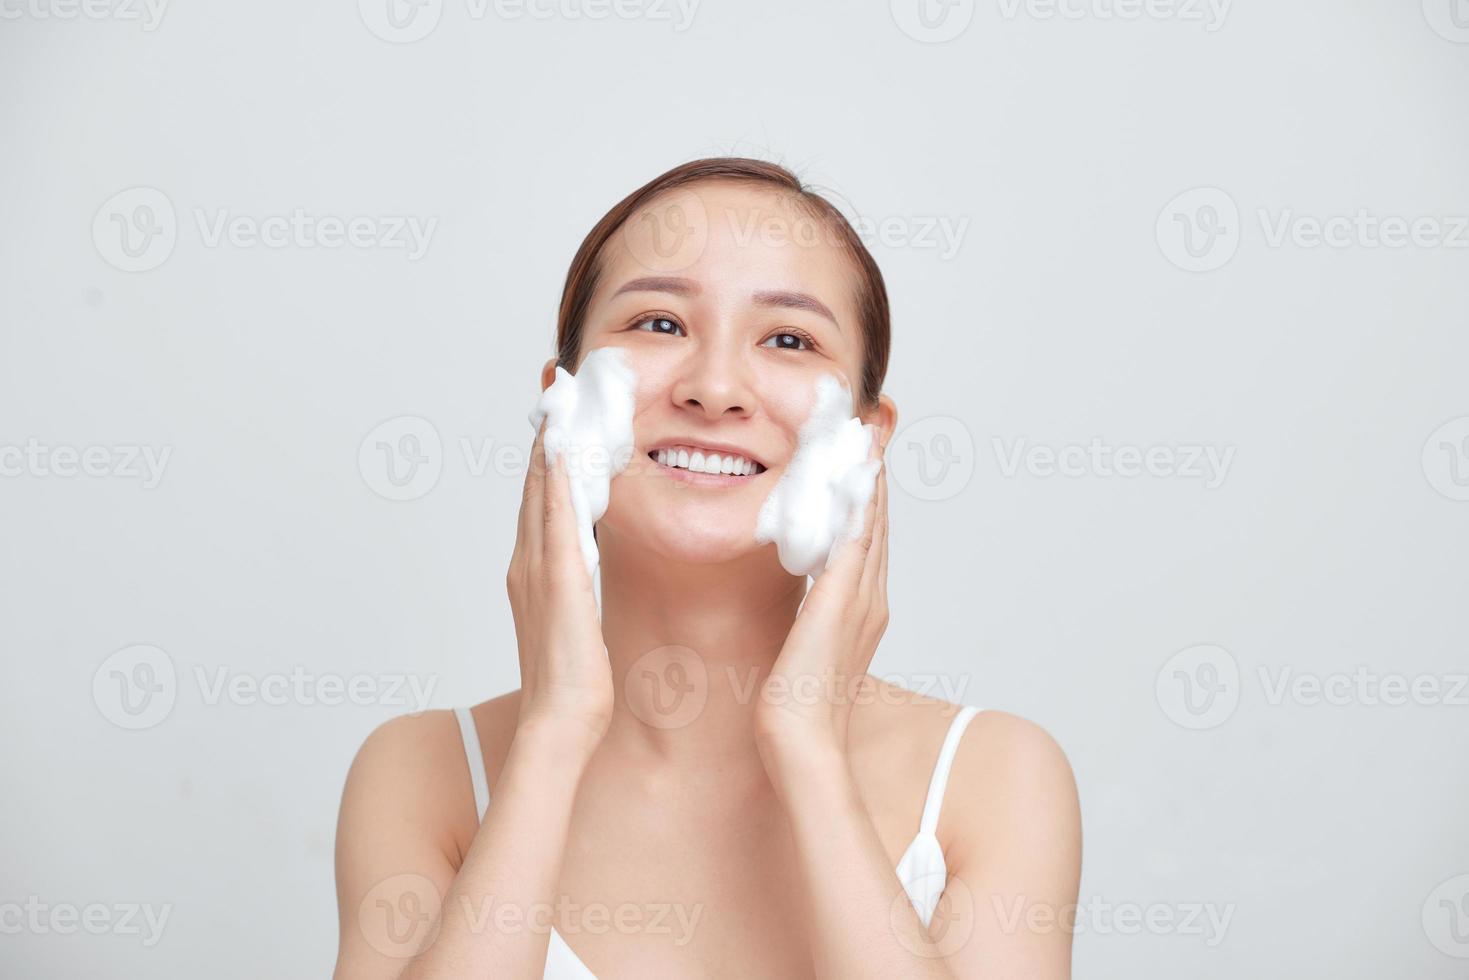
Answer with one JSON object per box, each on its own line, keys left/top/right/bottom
{"left": 2, "top": 1, "right": 1467, "bottom": 976}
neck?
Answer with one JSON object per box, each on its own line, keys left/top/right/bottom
{"left": 593, "top": 523, "right": 806, "bottom": 769}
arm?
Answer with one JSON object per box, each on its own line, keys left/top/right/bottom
{"left": 755, "top": 425, "right": 948, "bottom": 976}
{"left": 759, "top": 732, "right": 956, "bottom": 977}
{"left": 333, "top": 423, "right": 612, "bottom": 979}
{"left": 761, "top": 713, "right": 1081, "bottom": 978}
{"left": 940, "top": 714, "right": 1082, "bottom": 976}
{"left": 756, "top": 423, "right": 1081, "bottom": 977}
{"left": 331, "top": 714, "right": 598, "bottom": 980}
{"left": 402, "top": 719, "right": 597, "bottom": 978}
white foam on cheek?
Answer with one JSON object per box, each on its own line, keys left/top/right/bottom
{"left": 526, "top": 346, "right": 639, "bottom": 579}
{"left": 754, "top": 373, "right": 881, "bottom": 579}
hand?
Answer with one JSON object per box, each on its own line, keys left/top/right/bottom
{"left": 506, "top": 418, "right": 613, "bottom": 755}
{"left": 755, "top": 426, "right": 889, "bottom": 759}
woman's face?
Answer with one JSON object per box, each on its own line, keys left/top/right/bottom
{"left": 553, "top": 179, "right": 892, "bottom": 568}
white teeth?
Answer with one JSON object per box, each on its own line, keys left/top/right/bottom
{"left": 655, "top": 446, "right": 759, "bottom": 477}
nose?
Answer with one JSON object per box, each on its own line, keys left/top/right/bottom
{"left": 669, "top": 332, "right": 755, "bottom": 420}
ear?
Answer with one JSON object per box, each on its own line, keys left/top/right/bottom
{"left": 862, "top": 393, "right": 898, "bottom": 453}
{"left": 540, "top": 357, "right": 559, "bottom": 392}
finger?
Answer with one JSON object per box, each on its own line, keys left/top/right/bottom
{"left": 876, "top": 460, "right": 889, "bottom": 600}
{"left": 863, "top": 423, "right": 884, "bottom": 551}
{"left": 818, "top": 428, "right": 883, "bottom": 590}
{"left": 520, "top": 417, "right": 549, "bottom": 569}
{"left": 541, "top": 432, "right": 586, "bottom": 582}
{"left": 858, "top": 429, "right": 887, "bottom": 597}
{"left": 861, "top": 443, "right": 889, "bottom": 599}
{"left": 854, "top": 423, "right": 883, "bottom": 552}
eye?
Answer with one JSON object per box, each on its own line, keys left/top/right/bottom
{"left": 761, "top": 328, "right": 818, "bottom": 352}
{"left": 631, "top": 315, "right": 685, "bottom": 337}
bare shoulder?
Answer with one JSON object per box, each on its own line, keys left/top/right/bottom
{"left": 331, "top": 697, "right": 522, "bottom": 975}
{"left": 336, "top": 692, "right": 524, "bottom": 865}
{"left": 848, "top": 679, "right": 975, "bottom": 780}
{"left": 336, "top": 709, "right": 467, "bottom": 861}
{"left": 849, "top": 679, "right": 1081, "bottom": 871}
{"left": 947, "top": 709, "right": 1079, "bottom": 834}
{"left": 457, "top": 691, "right": 524, "bottom": 791}
{"left": 945, "top": 707, "right": 1081, "bottom": 885}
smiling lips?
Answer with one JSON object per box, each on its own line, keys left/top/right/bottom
{"left": 646, "top": 444, "right": 767, "bottom": 486}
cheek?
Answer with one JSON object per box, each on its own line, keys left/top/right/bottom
{"left": 597, "top": 339, "right": 850, "bottom": 435}
{"left": 755, "top": 366, "right": 854, "bottom": 445}
{"left": 579, "top": 341, "right": 668, "bottom": 432}
{"left": 624, "top": 357, "right": 676, "bottom": 434}
{"left": 758, "top": 371, "right": 823, "bottom": 426}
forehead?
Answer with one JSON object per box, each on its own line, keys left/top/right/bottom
{"left": 596, "top": 179, "right": 860, "bottom": 324}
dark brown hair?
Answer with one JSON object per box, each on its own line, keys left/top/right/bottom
{"left": 554, "top": 157, "right": 891, "bottom": 411}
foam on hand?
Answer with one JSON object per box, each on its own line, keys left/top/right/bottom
{"left": 527, "top": 346, "right": 639, "bottom": 580}
{"left": 755, "top": 373, "right": 882, "bottom": 579}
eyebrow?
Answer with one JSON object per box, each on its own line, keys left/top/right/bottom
{"left": 613, "top": 276, "right": 700, "bottom": 298}
{"left": 612, "top": 277, "right": 841, "bottom": 332}
{"left": 752, "top": 289, "right": 839, "bottom": 330}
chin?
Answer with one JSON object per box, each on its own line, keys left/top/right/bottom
{"left": 600, "top": 495, "right": 762, "bottom": 568}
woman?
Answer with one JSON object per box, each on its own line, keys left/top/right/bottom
{"left": 332, "top": 158, "right": 1082, "bottom": 978}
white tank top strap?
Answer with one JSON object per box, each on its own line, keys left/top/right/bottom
{"left": 453, "top": 706, "right": 491, "bottom": 820}
{"left": 916, "top": 704, "right": 980, "bottom": 836}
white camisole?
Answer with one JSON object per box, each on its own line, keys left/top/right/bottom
{"left": 453, "top": 703, "right": 980, "bottom": 978}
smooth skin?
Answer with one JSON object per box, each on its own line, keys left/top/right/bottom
{"left": 333, "top": 180, "right": 1082, "bottom": 979}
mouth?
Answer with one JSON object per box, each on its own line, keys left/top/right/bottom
{"left": 646, "top": 444, "right": 769, "bottom": 488}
